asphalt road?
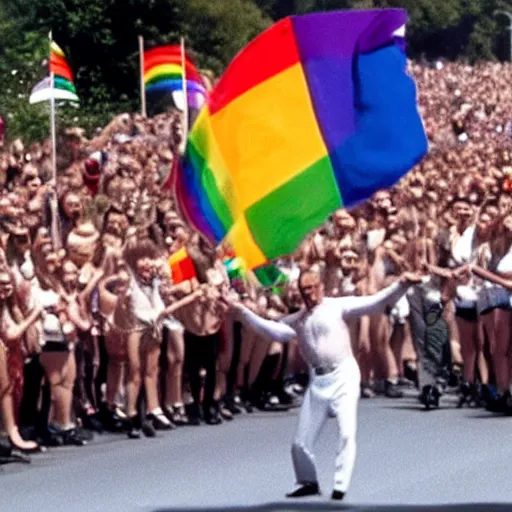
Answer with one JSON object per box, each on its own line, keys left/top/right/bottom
{"left": 2, "top": 392, "right": 512, "bottom": 512}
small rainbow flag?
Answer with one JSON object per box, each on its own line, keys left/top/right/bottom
{"left": 224, "top": 257, "right": 247, "bottom": 282}
{"left": 30, "top": 40, "right": 79, "bottom": 104}
{"left": 169, "top": 247, "right": 197, "bottom": 284}
{"left": 143, "top": 45, "right": 207, "bottom": 111}
{"left": 175, "top": 10, "right": 427, "bottom": 269}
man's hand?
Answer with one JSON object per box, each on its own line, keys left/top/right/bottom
{"left": 219, "top": 288, "right": 241, "bottom": 311}
{"left": 399, "top": 272, "right": 424, "bottom": 286}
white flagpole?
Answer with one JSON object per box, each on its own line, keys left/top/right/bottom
{"left": 139, "top": 35, "right": 147, "bottom": 117}
{"left": 179, "top": 37, "right": 189, "bottom": 155}
{"left": 49, "top": 33, "right": 57, "bottom": 187}
{"left": 49, "top": 31, "right": 61, "bottom": 250}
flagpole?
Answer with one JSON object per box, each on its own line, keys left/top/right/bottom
{"left": 49, "top": 34, "right": 57, "bottom": 186}
{"left": 50, "top": 70, "right": 57, "bottom": 186}
{"left": 49, "top": 32, "right": 61, "bottom": 250}
{"left": 139, "top": 35, "right": 147, "bottom": 117}
{"left": 179, "top": 37, "right": 188, "bottom": 155}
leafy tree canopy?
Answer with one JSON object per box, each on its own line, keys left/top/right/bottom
{"left": 0, "top": 0, "right": 510, "bottom": 143}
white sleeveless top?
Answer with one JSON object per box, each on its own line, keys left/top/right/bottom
{"left": 477, "top": 245, "right": 512, "bottom": 312}
{"left": 451, "top": 226, "right": 480, "bottom": 308}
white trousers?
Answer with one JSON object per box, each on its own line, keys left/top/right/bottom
{"left": 291, "top": 357, "right": 360, "bottom": 493}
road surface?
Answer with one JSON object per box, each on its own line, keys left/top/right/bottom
{"left": 2, "top": 392, "right": 512, "bottom": 512}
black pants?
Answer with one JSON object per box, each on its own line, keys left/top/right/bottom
{"left": 184, "top": 331, "right": 219, "bottom": 416}
{"left": 228, "top": 321, "right": 242, "bottom": 396}
{"left": 73, "top": 335, "right": 98, "bottom": 414}
{"left": 19, "top": 357, "right": 44, "bottom": 430}
{"left": 407, "top": 286, "right": 450, "bottom": 389}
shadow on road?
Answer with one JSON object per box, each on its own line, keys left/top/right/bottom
{"left": 152, "top": 504, "right": 512, "bottom": 512}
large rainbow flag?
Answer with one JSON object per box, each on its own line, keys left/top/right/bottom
{"left": 175, "top": 9, "right": 428, "bottom": 269}
{"left": 30, "top": 41, "right": 79, "bottom": 104}
{"left": 143, "top": 45, "right": 207, "bottom": 111}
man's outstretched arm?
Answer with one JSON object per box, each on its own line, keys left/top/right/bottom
{"left": 341, "top": 273, "right": 422, "bottom": 320}
{"left": 233, "top": 303, "right": 298, "bottom": 344}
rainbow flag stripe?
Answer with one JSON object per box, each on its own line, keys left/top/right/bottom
{"left": 49, "top": 41, "right": 78, "bottom": 100}
{"left": 176, "top": 10, "right": 427, "bottom": 269}
{"left": 143, "top": 45, "right": 207, "bottom": 110}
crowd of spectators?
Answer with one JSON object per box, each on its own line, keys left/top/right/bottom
{"left": 1, "top": 59, "right": 512, "bottom": 464}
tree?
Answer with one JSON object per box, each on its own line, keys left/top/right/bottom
{"left": 0, "top": 0, "right": 272, "bottom": 141}
{"left": 254, "top": 0, "right": 511, "bottom": 62}
{"left": 0, "top": 0, "right": 510, "bottom": 144}
{"left": 182, "top": 0, "right": 271, "bottom": 74}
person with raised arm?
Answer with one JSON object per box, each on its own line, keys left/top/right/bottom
{"left": 224, "top": 265, "right": 422, "bottom": 501}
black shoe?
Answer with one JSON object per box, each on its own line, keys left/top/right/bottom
{"left": 188, "top": 414, "right": 201, "bottom": 426}
{"left": 82, "top": 413, "right": 104, "bottom": 434}
{"left": 255, "top": 393, "right": 291, "bottom": 412}
{"left": 226, "top": 400, "right": 242, "bottom": 415}
{"left": 419, "top": 385, "right": 440, "bottom": 410}
{"left": 42, "top": 426, "right": 64, "bottom": 447}
{"left": 219, "top": 403, "right": 234, "bottom": 421}
{"left": 0, "top": 446, "right": 31, "bottom": 465}
{"left": 106, "top": 408, "right": 126, "bottom": 432}
{"left": 147, "top": 412, "right": 174, "bottom": 430}
{"left": 331, "top": 490, "right": 345, "bottom": 501}
{"left": 503, "top": 391, "right": 512, "bottom": 416}
{"left": 0, "top": 438, "right": 31, "bottom": 464}
{"left": 167, "top": 405, "right": 190, "bottom": 426}
{"left": 277, "top": 389, "right": 301, "bottom": 408}
{"left": 483, "top": 385, "right": 504, "bottom": 413}
{"left": 457, "top": 381, "right": 472, "bottom": 408}
{"left": 141, "top": 419, "right": 156, "bottom": 437}
{"left": 8, "top": 435, "right": 44, "bottom": 454}
{"left": 403, "top": 361, "right": 418, "bottom": 388}
{"left": 286, "top": 482, "right": 320, "bottom": 498}
{"left": 361, "top": 384, "right": 375, "bottom": 399}
{"left": 385, "top": 381, "right": 403, "bottom": 398}
{"left": 61, "top": 428, "right": 88, "bottom": 446}
{"left": 448, "top": 364, "right": 463, "bottom": 388}
{"left": 126, "top": 417, "right": 141, "bottom": 439}
{"left": 226, "top": 394, "right": 243, "bottom": 414}
{"left": 45, "top": 425, "right": 89, "bottom": 446}
{"left": 185, "top": 403, "right": 202, "bottom": 425}
{"left": 204, "top": 408, "right": 222, "bottom": 425}
{"left": 2, "top": 449, "right": 31, "bottom": 464}
{"left": 471, "top": 383, "right": 484, "bottom": 408}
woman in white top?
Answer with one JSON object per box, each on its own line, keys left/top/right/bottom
{"left": 121, "top": 240, "right": 204, "bottom": 438}
{"left": 449, "top": 198, "right": 492, "bottom": 405}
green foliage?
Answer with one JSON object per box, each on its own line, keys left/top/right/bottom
{"left": 182, "top": 0, "right": 270, "bottom": 75}
{"left": 0, "top": 0, "right": 511, "bottom": 144}
{"left": 261, "top": 0, "right": 512, "bottom": 61}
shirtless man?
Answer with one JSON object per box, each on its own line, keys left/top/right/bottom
{"left": 226, "top": 266, "right": 421, "bottom": 501}
{"left": 173, "top": 235, "right": 230, "bottom": 425}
